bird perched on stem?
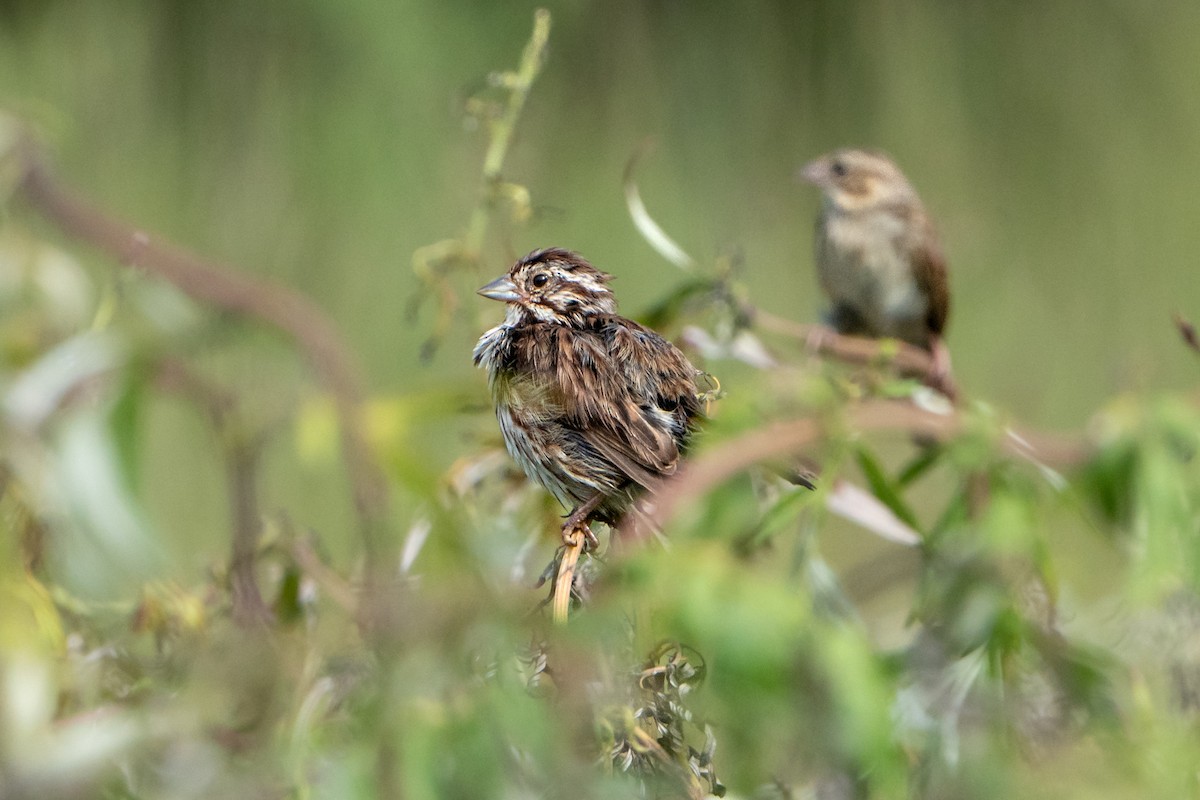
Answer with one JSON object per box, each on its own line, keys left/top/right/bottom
{"left": 473, "top": 248, "right": 704, "bottom": 547}
{"left": 800, "top": 149, "right": 955, "bottom": 396}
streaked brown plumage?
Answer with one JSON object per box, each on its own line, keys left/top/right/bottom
{"left": 473, "top": 248, "right": 703, "bottom": 541}
{"left": 800, "top": 149, "right": 954, "bottom": 388}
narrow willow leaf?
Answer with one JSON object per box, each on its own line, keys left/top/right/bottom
{"left": 855, "top": 446, "right": 923, "bottom": 532}
{"left": 896, "top": 445, "right": 944, "bottom": 488}
{"left": 623, "top": 146, "right": 695, "bottom": 272}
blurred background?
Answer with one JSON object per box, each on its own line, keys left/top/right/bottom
{"left": 2, "top": 1, "right": 1197, "bottom": 587}
{"left": 4, "top": 4, "right": 1200, "bottom": 797}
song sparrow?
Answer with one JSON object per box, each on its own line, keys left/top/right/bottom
{"left": 473, "top": 248, "right": 704, "bottom": 544}
{"left": 800, "top": 149, "right": 954, "bottom": 391}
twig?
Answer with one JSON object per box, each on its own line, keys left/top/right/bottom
{"left": 225, "top": 438, "right": 270, "bottom": 627}
{"left": 291, "top": 537, "right": 358, "bottom": 614}
{"left": 10, "top": 136, "right": 390, "bottom": 564}
{"left": 1175, "top": 312, "right": 1200, "bottom": 355}
{"left": 552, "top": 525, "right": 585, "bottom": 624}
{"left": 465, "top": 8, "right": 551, "bottom": 256}
{"left": 154, "top": 358, "right": 271, "bottom": 627}
{"left": 411, "top": 9, "right": 552, "bottom": 355}
{"left": 749, "top": 307, "right": 944, "bottom": 386}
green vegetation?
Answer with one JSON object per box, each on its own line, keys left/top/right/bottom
{"left": 1, "top": 4, "right": 1199, "bottom": 798}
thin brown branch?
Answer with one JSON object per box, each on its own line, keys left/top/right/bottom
{"left": 291, "top": 536, "right": 358, "bottom": 614}
{"left": 12, "top": 136, "right": 389, "bottom": 561}
{"left": 226, "top": 439, "right": 271, "bottom": 627}
{"left": 153, "top": 357, "right": 236, "bottom": 428}
{"left": 1175, "top": 312, "right": 1200, "bottom": 355}
{"left": 154, "top": 358, "right": 270, "bottom": 627}
{"left": 748, "top": 307, "right": 955, "bottom": 393}
{"left": 633, "top": 399, "right": 1092, "bottom": 540}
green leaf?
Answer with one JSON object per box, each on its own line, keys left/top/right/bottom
{"left": 737, "top": 483, "right": 816, "bottom": 550}
{"left": 855, "top": 445, "right": 922, "bottom": 532}
{"left": 897, "top": 444, "right": 945, "bottom": 487}
{"left": 109, "top": 361, "right": 151, "bottom": 491}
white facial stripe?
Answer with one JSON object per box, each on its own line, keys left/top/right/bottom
{"left": 557, "top": 269, "right": 609, "bottom": 297}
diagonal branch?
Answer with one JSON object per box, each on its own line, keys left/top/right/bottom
{"left": 632, "top": 399, "right": 1091, "bottom": 540}
{"left": 154, "top": 358, "right": 272, "bottom": 627}
{"left": 11, "top": 135, "right": 390, "bottom": 559}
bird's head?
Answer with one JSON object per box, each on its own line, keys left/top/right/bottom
{"left": 799, "top": 149, "right": 918, "bottom": 213}
{"left": 477, "top": 248, "right": 617, "bottom": 324}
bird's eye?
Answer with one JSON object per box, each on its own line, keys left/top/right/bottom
{"left": 532, "top": 273, "right": 550, "bottom": 288}
{"left": 831, "top": 160, "right": 847, "bottom": 177}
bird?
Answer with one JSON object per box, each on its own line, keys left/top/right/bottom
{"left": 473, "top": 248, "right": 704, "bottom": 546}
{"left": 799, "top": 148, "right": 955, "bottom": 393}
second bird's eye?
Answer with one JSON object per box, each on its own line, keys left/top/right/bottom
{"left": 532, "top": 273, "right": 550, "bottom": 288}
{"left": 831, "top": 160, "right": 847, "bottom": 177}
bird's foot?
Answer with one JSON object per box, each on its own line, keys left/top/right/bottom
{"left": 561, "top": 494, "right": 605, "bottom": 552}
{"left": 561, "top": 519, "right": 598, "bottom": 551}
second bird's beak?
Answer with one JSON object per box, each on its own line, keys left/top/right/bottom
{"left": 796, "top": 158, "right": 827, "bottom": 186}
{"left": 477, "top": 275, "right": 521, "bottom": 303}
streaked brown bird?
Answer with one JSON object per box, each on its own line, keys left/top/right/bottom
{"left": 800, "top": 148, "right": 954, "bottom": 391}
{"left": 473, "top": 248, "right": 704, "bottom": 544}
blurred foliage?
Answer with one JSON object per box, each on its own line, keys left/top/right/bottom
{"left": 1, "top": 3, "right": 1200, "bottom": 799}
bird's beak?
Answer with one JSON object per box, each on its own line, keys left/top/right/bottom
{"left": 796, "top": 158, "right": 827, "bottom": 186}
{"left": 477, "top": 275, "right": 521, "bottom": 303}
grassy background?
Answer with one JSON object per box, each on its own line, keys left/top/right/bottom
{"left": 2, "top": 4, "right": 1199, "bottom": 797}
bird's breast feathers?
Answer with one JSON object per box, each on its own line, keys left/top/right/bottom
{"left": 819, "top": 209, "right": 928, "bottom": 322}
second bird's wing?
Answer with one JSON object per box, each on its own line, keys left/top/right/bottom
{"left": 907, "top": 215, "right": 950, "bottom": 337}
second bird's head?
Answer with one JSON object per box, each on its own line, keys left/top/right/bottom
{"left": 799, "top": 148, "right": 919, "bottom": 213}
{"left": 477, "top": 248, "right": 617, "bottom": 324}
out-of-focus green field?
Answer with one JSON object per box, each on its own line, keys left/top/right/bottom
{"left": 2, "top": 4, "right": 1199, "bottom": 798}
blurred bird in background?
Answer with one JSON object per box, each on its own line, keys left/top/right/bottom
{"left": 801, "top": 149, "right": 955, "bottom": 396}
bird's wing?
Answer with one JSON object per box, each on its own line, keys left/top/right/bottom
{"left": 906, "top": 215, "right": 950, "bottom": 337}
{"left": 553, "top": 318, "right": 700, "bottom": 490}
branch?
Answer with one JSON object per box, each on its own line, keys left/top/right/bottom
{"left": 466, "top": 7, "right": 551, "bottom": 253}
{"left": 1175, "top": 312, "right": 1200, "bottom": 355}
{"left": 154, "top": 358, "right": 271, "bottom": 627}
{"left": 750, "top": 307, "right": 941, "bottom": 384}
{"left": 411, "top": 9, "right": 551, "bottom": 357}
{"left": 10, "top": 135, "right": 390, "bottom": 561}
{"left": 631, "top": 399, "right": 1091, "bottom": 541}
